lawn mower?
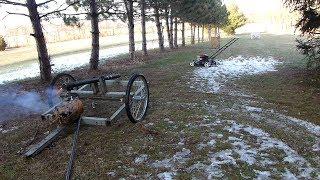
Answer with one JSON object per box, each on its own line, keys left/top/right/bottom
{"left": 190, "top": 37, "right": 239, "bottom": 67}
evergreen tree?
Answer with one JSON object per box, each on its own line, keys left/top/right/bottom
{"left": 285, "top": 0, "right": 320, "bottom": 69}
{"left": 222, "top": 4, "right": 247, "bottom": 35}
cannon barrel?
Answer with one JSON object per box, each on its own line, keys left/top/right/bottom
{"left": 42, "top": 99, "right": 84, "bottom": 125}
{"left": 66, "top": 74, "right": 121, "bottom": 90}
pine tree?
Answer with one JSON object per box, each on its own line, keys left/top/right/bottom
{"left": 222, "top": 5, "right": 247, "bottom": 35}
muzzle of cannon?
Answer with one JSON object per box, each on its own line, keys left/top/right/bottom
{"left": 42, "top": 98, "right": 84, "bottom": 125}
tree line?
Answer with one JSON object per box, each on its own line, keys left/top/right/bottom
{"left": 0, "top": 0, "right": 228, "bottom": 81}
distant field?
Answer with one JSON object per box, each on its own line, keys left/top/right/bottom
{"left": 0, "top": 33, "right": 159, "bottom": 67}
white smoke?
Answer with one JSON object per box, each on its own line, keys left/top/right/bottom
{"left": 0, "top": 88, "right": 49, "bottom": 122}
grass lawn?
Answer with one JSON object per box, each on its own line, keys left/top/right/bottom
{"left": 0, "top": 34, "right": 319, "bottom": 179}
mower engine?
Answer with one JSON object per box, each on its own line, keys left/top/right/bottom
{"left": 42, "top": 98, "right": 84, "bottom": 125}
{"left": 198, "top": 54, "right": 209, "bottom": 61}
{"left": 190, "top": 54, "right": 216, "bottom": 67}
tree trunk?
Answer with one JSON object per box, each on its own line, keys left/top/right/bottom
{"left": 197, "top": 25, "right": 200, "bottom": 43}
{"left": 164, "top": 8, "right": 173, "bottom": 49}
{"left": 27, "top": 0, "right": 51, "bottom": 81}
{"left": 153, "top": 5, "right": 164, "bottom": 51}
{"left": 214, "top": 26, "right": 218, "bottom": 37}
{"left": 89, "top": 0, "right": 99, "bottom": 70}
{"left": 202, "top": 25, "right": 204, "bottom": 42}
{"left": 169, "top": 10, "right": 174, "bottom": 48}
{"left": 124, "top": 0, "right": 135, "bottom": 60}
{"left": 191, "top": 24, "right": 195, "bottom": 44}
{"left": 193, "top": 25, "right": 196, "bottom": 44}
{"left": 181, "top": 21, "right": 185, "bottom": 47}
{"left": 140, "top": 0, "right": 147, "bottom": 56}
{"left": 174, "top": 17, "right": 178, "bottom": 48}
{"left": 208, "top": 24, "right": 212, "bottom": 41}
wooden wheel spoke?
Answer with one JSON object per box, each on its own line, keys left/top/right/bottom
{"left": 134, "top": 101, "right": 142, "bottom": 118}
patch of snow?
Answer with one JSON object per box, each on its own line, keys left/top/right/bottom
{"left": 173, "top": 148, "right": 191, "bottom": 163}
{"left": 0, "top": 126, "right": 18, "bottom": 134}
{"left": 164, "top": 118, "right": 174, "bottom": 124}
{"left": 255, "top": 170, "right": 271, "bottom": 180}
{"left": 207, "top": 140, "right": 216, "bottom": 147}
{"left": 134, "top": 154, "right": 149, "bottom": 164}
{"left": 312, "top": 141, "right": 320, "bottom": 152}
{"left": 157, "top": 172, "right": 176, "bottom": 180}
{"left": 197, "top": 143, "right": 207, "bottom": 150}
{"left": 151, "top": 148, "right": 191, "bottom": 169}
{"left": 187, "top": 162, "right": 208, "bottom": 172}
{"left": 178, "top": 137, "right": 185, "bottom": 146}
{"left": 145, "top": 123, "right": 154, "bottom": 127}
{"left": 107, "top": 172, "right": 116, "bottom": 177}
{"left": 242, "top": 126, "right": 269, "bottom": 137}
{"left": 192, "top": 119, "right": 317, "bottom": 178}
{"left": 192, "top": 56, "right": 281, "bottom": 93}
{"left": 238, "top": 149, "right": 257, "bottom": 165}
{"left": 206, "top": 165, "right": 225, "bottom": 178}
{"left": 282, "top": 169, "right": 298, "bottom": 180}
{"left": 224, "top": 120, "right": 315, "bottom": 178}
{"left": 275, "top": 113, "right": 320, "bottom": 136}
{"left": 152, "top": 158, "right": 172, "bottom": 169}
{"left": 228, "top": 136, "right": 242, "bottom": 141}
{"left": 244, "top": 106, "right": 263, "bottom": 113}
{"left": 209, "top": 150, "right": 237, "bottom": 166}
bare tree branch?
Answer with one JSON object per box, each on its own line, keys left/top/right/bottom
{"left": 0, "top": 0, "right": 26, "bottom": 6}
{"left": 1, "top": 13, "right": 9, "bottom": 20}
{"left": 37, "top": 0, "right": 56, "bottom": 7}
{"left": 62, "top": 12, "right": 89, "bottom": 16}
{"left": 6, "top": 11, "right": 30, "bottom": 17}
{"left": 97, "top": 11, "right": 125, "bottom": 15}
{"left": 39, "top": 1, "right": 79, "bottom": 19}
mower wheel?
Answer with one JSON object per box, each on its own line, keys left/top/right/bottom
{"left": 190, "top": 62, "right": 195, "bottom": 66}
{"left": 204, "top": 62, "right": 211, "bottom": 67}
{"left": 210, "top": 60, "right": 217, "bottom": 66}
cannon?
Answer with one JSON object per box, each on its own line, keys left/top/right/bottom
{"left": 24, "top": 72, "right": 150, "bottom": 161}
{"left": 24, "top": 73, "right": 150, "bottom": 179}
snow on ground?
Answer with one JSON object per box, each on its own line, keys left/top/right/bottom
{"left": 147, "top": 118, "right": 318, "bottom": 179}
{"left": 241, "top": 105, "right": 320, "bottom": 137}
{"left": 184, "top": 56, "right": 319, "bottom": 178}
{"left": 191, "top": 56, "right": 281, "bottom": 93}
{"left": 193, "top": 119, "right": 317, "bottom": 178}
{"left": 151, "top": 148, "right": 191, "bottom": 169}
{"left": 134, "top": 154, "right": 149, "bottom": 164}
{"left": 0, "top": 126, "right": 18, "bottom": 134}
{"left": 157, "top": 172, "right": 176, "bottom": 180}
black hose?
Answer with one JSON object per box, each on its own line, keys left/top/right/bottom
{"left": 65, "top": 119, "right": 81, "bottom": 180}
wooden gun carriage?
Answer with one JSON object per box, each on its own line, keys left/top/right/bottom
{"left": 25, "top": 73, "right": 150, "bottom": 158}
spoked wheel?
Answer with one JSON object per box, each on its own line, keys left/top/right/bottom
{"left": 210, "top": 59, "right": 217, "bottom": 66}
{"left": 204, "top": 62, "right": 211, "bottom": 67}
{"left": 125, "top": 74, "right": 149, "bottom": 123}
{"left": 48, "top": 73, "right": 76, "bottom": 107}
